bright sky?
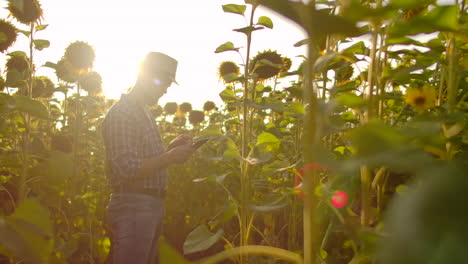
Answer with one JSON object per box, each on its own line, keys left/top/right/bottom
{"left": 1, "top": 0, "right": 308, "bottom": 110}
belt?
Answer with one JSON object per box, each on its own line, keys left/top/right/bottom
{"left": 113, "top": 185, "right": 167, "bottom": 199}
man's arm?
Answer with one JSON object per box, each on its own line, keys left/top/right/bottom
{"left": 136, "top": 143, "right": 194, "bottom": 178}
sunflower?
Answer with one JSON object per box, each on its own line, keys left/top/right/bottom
{"left": 189, "top": 110, "right": 205, "bottom": 125}
{"left": 78, "top": 71, "right": 102, "bottom": 95}
{"left": 179, "top": 102, "right": 192, "bottom": 113}
{"left": 64, "top": 41, "right": 95, "bottom": 71}
{"left": 402, "top": 5, "right": 428, "bottom": 21}
{"left": 405, "top": 85, "right": 436, "bottom": 112}
{"left": 218, "top": 61, "right": 240, "bottom": 83}
{"left": 0, "top": 19, "right": 18, "bottom": 52}
{"left": 149, "top": 105, "right": 163, "bottom": 117}
{"left": 6, "top": 54, "right": 29, "bottom": 73}
{"left": 7, "top": 0, "right": 43, "bottom": 25}
{"left": 40, "top": 76, "right": 55, "bottom": 98}
{"left": 250, "top": 50, "right": 283, "bottom": 80}
{"left": 56, "top": 57, "right": 79, "bottom": 83}
{"left": 280, "top": 56, "right": 292, "bottom": 74}
{"left": 203, "top": 101, "right": 216, "bottom": 112}
{"left": 164, "top": 102, "right": 178, "bottom": 115}
{"left": 335, "top": 63, "right": 354, "bottom": 83}
{"left": 173, "top": 115, "right": 187, "bottom": 127}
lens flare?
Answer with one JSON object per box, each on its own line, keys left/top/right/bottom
{"left": 331, "top": 190, "right": 348, "bottom": 208}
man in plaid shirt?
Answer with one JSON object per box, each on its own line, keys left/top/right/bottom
{"left": 102, "top": 52, "right": 193, "bottom": 264}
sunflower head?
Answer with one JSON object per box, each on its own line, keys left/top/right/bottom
{"left": 218, "top": 61, "right": 240, "bottom": 83}
{"left": 7, "top": 0, "right": 43, "bottom": 25}
{"left": 203, "top": 101, "right": 216, "bottom": 112}
{"left": 6, "top": 54, "right": 30, "bottom": 73}
{"left": 164, "top": 102, "right": 178, "bottom": 115}
{"left": 280, "top": 57, "right": 292, "bottom": 73}
{"left": 40, "top": 76, "right": 55, "bottom": 98}
{"left": 31, "top": 76, "right": 54, "bottom": 98}
{"left": 149, "top": 105, "right": 163, "bottom": 117}
{"left": 78, "top": 71, "right": 102, "bottom": 95}
{"left": 56, "top": 57, "right": 79, "bottom": 83}
{"left": 250, "top": 50, "right": 283, "bottom": 80}
{"left": 64, "top": 41, "right": 95, "bottom": 71}
{"left": 189, "top": 110, "right": 205, "bottom": 125}
{"left": 402, "top": 5, "right": 428, "bottom": 20}
{"left": 179, "top": 102, "right": 192, "bottom": 114}
{"left": 404, "top": 85, "right": 436, "bottom": 112}
{"left": 335, "top": 63, "right": 354, "bottom": 83}
{"left": 173, "top": 114, "right": 187, "bottom": 127}
{"left": 0, "top": 19, "right": 18, "bottom": 52}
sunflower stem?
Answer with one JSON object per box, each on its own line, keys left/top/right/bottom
{"left": 18, "top": 22, "right": 36, "bottom": 204}
{"left": 239, "top": 4, "right": 257, "bottom": 263}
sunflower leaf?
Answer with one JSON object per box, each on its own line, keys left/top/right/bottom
{"left": 214, "top": 42, "right": 239, "bottom": 53}
{"left": 18, "top": 30, "right": 30, "bottom": 37}
{"left": 257, "top": 16, "right": 273, "bottom": 29}
{"left": 33, "top": 40, "right": 50, "bottom": 51}
{"left": 233, "top": 26, "right": 264, "bottom": 35}
{"left": 35, "top": 24, "right": 48, "bottom": 31}
{"left": 222, "top": 4, "right": 247, "bottom": 16}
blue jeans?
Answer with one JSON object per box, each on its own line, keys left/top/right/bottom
{"left": 107, "top": 193, "right": 165, "bottom": 264}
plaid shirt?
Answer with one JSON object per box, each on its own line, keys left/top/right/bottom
{"left": 102, "top": 94, "right": 167, "bottom": 191}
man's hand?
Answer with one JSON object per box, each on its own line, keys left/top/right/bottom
{"left": 167, "top": 134, "right": 193, "bottom": 151}
{"left": 166, "top": 144, "right": 193, "bottom": 164}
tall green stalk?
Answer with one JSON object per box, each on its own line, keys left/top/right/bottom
{"left": 360, "top": 0, "right": 382, "bottom": 227}
{"left": 239, "top": 4, "right": 257, "bottom": 262}
{"left": 18, "top": 22, "right": 36, "bottom": 203}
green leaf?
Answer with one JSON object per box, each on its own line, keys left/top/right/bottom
{"left": 14, "top": 96, "right": 49, "bottom": 119}
{"left": 219, "top": 88, "right": 238, "bottom": 103}
{"left": 35, "top": 24, "right": 49, "bottom": 31}
{"left": 222, "top": 4, "right": 247, "bottom": 16}
{"left": 199, "top": 125, "right": 223, "bottom": 137}
{"left": 0, "top": 94, "right": 15, "bottom": 114}
{"left": 257, "top": 16, "right": 273, "bottom": 29}
{"left": 183, "top": 225, "right": 224, "bottom": 255}
{"left": 46, "top": 151, "right": 73, "bottom": 186}
{"left": 335, "top": 93, "right": 366, "bottom": 108}
{"left": 160, "top": 241, "right": 192, "bottom": 264}
{"left": 43, "top": 61, "right": 57, "bottom": 69}
{"left": 5, "top": 69, "right": 24, "bottom": 87}
{"left": 257, "top": 132, "right": 280, "bottom": 146}
{"left": 0, "top": 199, "right": 54, "bottom": 263}
{"left": 245, "top": 145, "right": 272, "bottom": 164}
{"left": 341, "top": 41, "right": 368, "bottom": 58}
{"left": 33, "top": 39, "right": 50, "bottom": 51}
{"left": 314, "top": 53, "right": 339, "bottom": 72}
{"left": 233, "top": 26, "right": 263, "bottom": 35}
{"left": 214, "top": 41, "right": 239, "bottom": 53}
{"left": 208, "top": 200, "right": 238, "bottom": 229}
{"left": 389, "top": 5, "right": 459, "bottom": 37}
{"left": 223, "top": 138, "right": 241, "bottom": 161}
{"left": 18, "top": 29, "right": 30, "bottom": 37}
{"left": 294, "top": 38, "right": 310, "bottom": 47}
{"left": 7, "top": 51, "right": 27, "bottom": 57}
{"left": 257, "top": 0, "right": 360, "bottom": 38}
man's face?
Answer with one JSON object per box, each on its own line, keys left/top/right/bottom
{"left": 142, "top": 75, "right": 173, "bottom": 103}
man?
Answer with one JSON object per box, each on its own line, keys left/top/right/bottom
{"left": 102, "top": 52, "right": 193, "bottom": 264}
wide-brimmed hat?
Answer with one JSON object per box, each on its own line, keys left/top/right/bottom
{"left": 141, "top": 52, "right": 178, "bottom": 85}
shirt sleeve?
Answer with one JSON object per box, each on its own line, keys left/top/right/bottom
{"left": 103, "top": 110, "right": 141, "bottom": 184}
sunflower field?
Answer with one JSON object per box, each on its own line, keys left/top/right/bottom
{"left": 0, "top": 0, "right": 467, "bottom": 264}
